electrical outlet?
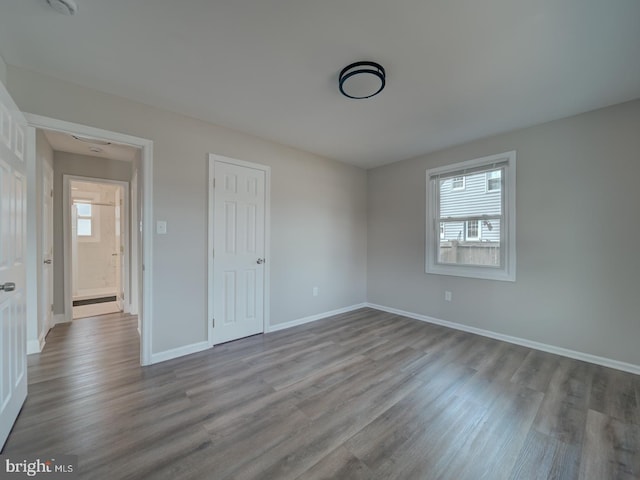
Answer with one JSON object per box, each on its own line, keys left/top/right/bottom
{"left": 445, "top": 291, "right": 452, "bottom": 302}
{"left": 313, "top": 287, "right": 319, "bottom": 297}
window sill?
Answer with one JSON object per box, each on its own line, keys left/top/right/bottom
{"left": 426, "top": 263, "right": 515, "bottom": 282}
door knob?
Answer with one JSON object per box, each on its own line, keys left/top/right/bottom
{"left": 256, "top": 258, "right": 265, "bottom": 264}
{"left": 44, "top": 259, "right": 52, "bottom": 264}
{"left": 0, "top": 282, "right": 15, "bottom": 292}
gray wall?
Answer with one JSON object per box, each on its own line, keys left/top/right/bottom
{"left": 368, "top": 99, "right": 640, "bottom": 366}
{"left": 52, "top": 152, "right": 132, "bottom": 315}
{"left": 0, "top": 55, "right": 6, "bottom": 86}
{"left": 9, "top": 66, "right": 368, "bottom": 354}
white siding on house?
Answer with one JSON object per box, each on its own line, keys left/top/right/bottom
{"left": 440, "top": 171, "right": 501, "bottom": 217}
{"left": 439, "top": 170, "right": 501, "bottom": 242}
{"left": 441, "top": 220, "right": 501, "bottom": 242}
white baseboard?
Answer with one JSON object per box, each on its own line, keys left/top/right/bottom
{"left": 27, "top": 329, "right": 48, "bottom": 355}
{"left": 52, "top": 314, "right": 70, "bottom": 326}
{"left": 366, "top": 303, "right": 640, "bottom": 375}
{"left": 150, "top": 341, "right": 210, "bottom": 365}
{"left": 266, "top": 303, "right": 367, "bottom": 333}
{"left": 27, "top": 315, "right": 67, "bottom": 355}
{"left": 27, "top": 339, "right": 41, "bottom": 355}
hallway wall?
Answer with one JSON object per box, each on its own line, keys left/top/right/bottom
{"left": 52, "top": 151, "right": 131, "bottom": 314}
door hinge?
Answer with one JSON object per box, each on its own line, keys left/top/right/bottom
{"left": 212, "top": 178, "right": 216, "bottom": 188}
{"left": 121, "top": 292, "right": 125, "bottom": 300}
{"left": 50, "top": 304, "right": 54, "bottom": 313}
{"left": 212, "top": 317, "right": 215, "bottom": 328}
{"left": 120, "top": 245, "right": 124, "bottom": 253}
{"left": 50, "top": 189, "right": 53, "bottom": 197}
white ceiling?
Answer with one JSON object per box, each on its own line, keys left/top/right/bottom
{"left": 43, "top": 129, "right": 139, "bottom": 162}
{"left": 2, "top": 0, "right": 639, "bottom": 168}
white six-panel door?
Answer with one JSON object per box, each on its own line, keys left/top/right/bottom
{"left": 0, "top": 81, "right": 28, "bottom": 449}
{"left": 211, "top": 158, "right": 267, "bottom": 345}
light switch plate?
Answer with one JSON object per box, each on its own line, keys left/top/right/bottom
{"left": 156, "top": 221, "right": 167, "bottom": 235}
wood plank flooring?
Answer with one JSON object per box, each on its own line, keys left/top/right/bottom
{"left": 3, "top": 308, "right": 640, "bottom": 479}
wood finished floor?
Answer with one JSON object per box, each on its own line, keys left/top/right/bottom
{"left": 3, "top": 308, "right": 640, "bottom": 479}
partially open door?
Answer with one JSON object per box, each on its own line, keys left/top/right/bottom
{"left": 211, "top": 157, "right": 268, "bottom": 345}
{"left": 0, "top": 80, "right": 28, "bottom": 448}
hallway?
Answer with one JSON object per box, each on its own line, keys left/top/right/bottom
{"left": 3, "top": 313, "right": 141, "bottom": 466}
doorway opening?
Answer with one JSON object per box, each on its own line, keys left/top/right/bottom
{"left": 68, "top": 178, "right": 128, "bottom": 320}
{"left": 25, "top": 113, "right": 154, "bottom": 365}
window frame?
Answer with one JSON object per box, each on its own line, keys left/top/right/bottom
{"left": 73, "top": 192, "right": 101, "bottom": 243}
{"left": 75, "top": 201, "right": 93, "bottom": 237}
{"left": 465, "top": 219, "right": 481, "bottom": 241}
{"left": 426, "top": 151, "right": 516, "bottom": 282}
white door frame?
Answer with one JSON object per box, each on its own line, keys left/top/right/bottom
{"left": 24, "top": 114, "right": 154, "bottom": 366}
{"left": 41, "top": 161, "right": 54, "bottom": 340}
{"left": 130, "top": 168, "right": 139, "bottom": 318}
{"left": 63, "top": 176, "right": 130, "bottom": 318}
{"left": 207, "top": 153, "right": 271, "bottom": 347}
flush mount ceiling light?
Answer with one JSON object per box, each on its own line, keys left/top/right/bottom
{"left": 339, "top": 61, "right": 386, "bottom": 99}
{"left": 71, "top": 135, "right": 111, "bottom": 146}
{"left": 46, "top": 0, "right": 78, "bottom": 15}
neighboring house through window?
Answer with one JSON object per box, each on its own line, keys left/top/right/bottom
{"left": 425, "top": 151, "right": 516, "bottom": 281}
{"left": 486, "top": 170, "right": 501, "bottom": 192}
{"left": 451, "top": 176, "right": 465, "bottom": 190}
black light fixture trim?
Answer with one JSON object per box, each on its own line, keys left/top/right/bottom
{"left": 339, "top": 61, "right": 386, "bottom": 99}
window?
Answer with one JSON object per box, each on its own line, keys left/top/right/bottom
{"left": 75, "top": 201, "right": 93, "bottom": 237}
{"left": 465, "top": 220, "right": 480, "bottom": 241}
{"left": 486, "top": 170, "right": 501, "bottom": 192}
{"left": 426, "top": 151, "right": 516, "bottom": 281}
{"left": 73, "top": 193, "right": 101, "bottom": 242}
{"left": 451, "top": 176, "right": 465, "bottom": 190}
